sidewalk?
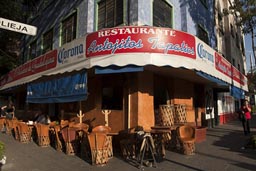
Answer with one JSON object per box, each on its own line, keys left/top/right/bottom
{"left": 1, "top": 116, "right": 256, "bottom": 171}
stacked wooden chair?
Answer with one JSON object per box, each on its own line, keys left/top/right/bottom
{"left": 60, "top": 126, "right": 79, "bottom": 155}
{"left": 0, "top": 118, "right": 6, "bottom": 132}
{"left": 176, "top": 125, "right": 196, "bottom": 155}
{"left": 17, "top": 122, "right": 31, "bottom": 143}
{"left": 87, "top": 132, "right": 109, "bottom": 165}
{"left": 34, "top": 123, "right": 50, "bottom": 147}
{"left": 92, "top": 126, "right": 113, "bottom": 158}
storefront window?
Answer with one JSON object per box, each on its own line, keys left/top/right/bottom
{"left": 153, "top": 0, "right": 173, "bottom": 28}
{"left": 61, "top": 11, "right": 77, "bottom": 45}
{"left": 102, "top": 87, "right": 123, "bottom": 110}
{"left": 43, "top": 29, "right": 53, "bottom": 54}
{"left": 97, "top": 0, "right": 124, "bottom": 30}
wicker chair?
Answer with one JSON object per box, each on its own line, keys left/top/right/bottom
{"left": 92, "top": 126, "right": 113, "bottom": 158}
{"left": 34, "top": 123, "right": 50, "bottom": 147}
{"left": 52, "top": 125, "right": 63, "bottom": 151}
{"left": 17, "top": 122, "right": 31, "bottom": 143}
{"left": 92, "top": 125, "right": 111, "bottom": 133}
{"left": 176, "top": 125, "right": 196, "bottom": 155}
{"left": 0, "top": 118, "right": 6, "bottom": 132}
{"left": 87, "top": 133, "right": 109, "bottom": 165}
{"left": 60, "top": 127, "right": 79, "bottom": 155}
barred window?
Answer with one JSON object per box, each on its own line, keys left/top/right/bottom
{"left": 43, "top": 29, "right": 53, "bottom": 54}
{"left": 153, "top": 0, "right": 172, "bottom": 28}
{"left": 98, "top": 0, "right": 124, "bottom": 30}
{"left": 29, "top": 41, "right": 37, "bottom": 59}
{"left": 198, "top": 25, "right": 209, "bottom": 44}
{"left": 61, "top": 12, "right": 77, "bottom": 45}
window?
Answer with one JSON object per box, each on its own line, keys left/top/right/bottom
{"left": 61, "top": 12, "right": 77, "bottom": 45}
{"left": 153, "top": 0, "right": 172, "bottom": 28}
{"left": 43, "top": 29, "right": 53, "bottom": 54}
{"left": 198, "top": 25, "right": 209, "bottom": 44}
{"left": 98, "top": 0, "right": 124, "bottom": 30}
{"left": 102, "top": 87, "right": 123, "bottom": 110}
{"left": 29, "top": 40, "right": 37, "bottom": 59}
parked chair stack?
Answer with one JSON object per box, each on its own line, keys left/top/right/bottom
{"left": 34, "top": 123, "right": 50, "bottom": 147}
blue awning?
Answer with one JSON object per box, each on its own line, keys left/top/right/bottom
{"left": 95, "top": 65, "right": 144, "bottom": 74}
{"left": 196, "top": 71, "right": 228, "bottom": 86}
{"left": 231, "top": 85, "right": 245, "bottom": 99}
{"left": 27, "top": 72, "right": 87, "bottom": 103}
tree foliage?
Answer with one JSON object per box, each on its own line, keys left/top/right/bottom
{"left": 230, "top": 0, "right": 256, "bottom": 65}
{"left": 0, "top": 0, "right": 26, "bottom": 76}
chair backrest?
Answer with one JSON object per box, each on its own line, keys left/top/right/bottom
{"left": 71, "top": 123, "right": 89, "bottom": 133}
{"left": 159, "top": 105, "right": 175, "bottom": 126}
{"left": 35, "top": 123, "right": 49, "bottom": 136}
{"left": 92, "top": 125, "right": 111, "bottom": 133}
{"left": 60, "top": 120, "right": 69, "bottom": 128}
{"left": 177, "top": 125, "right": 195, "bottom": 139}
{"left": 60, "top": 127, "right": 77, "bottom": 142}
{"left": 17, "top": 122, "right": 30, "bottom": 133}
{"left": 87, "top": 133, "right": 107, "bottom": 151}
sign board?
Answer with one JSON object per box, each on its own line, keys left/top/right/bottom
{"left": 0, "top": 17, "right": 37, "bottom": 36}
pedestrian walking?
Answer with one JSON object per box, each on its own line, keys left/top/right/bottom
{"left": 240, "top": 100, "right": 252, "bottom": 135}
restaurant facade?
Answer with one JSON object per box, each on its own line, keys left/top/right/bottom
{"left": 0, "top": 26, "right": 247, "bottom": 132}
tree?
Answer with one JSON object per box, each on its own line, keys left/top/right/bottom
{"left": 229, "top": 0, "right": 256, "bottom": 65}
{"left": 0, "top": 0, "right": 27, "bottom": 76}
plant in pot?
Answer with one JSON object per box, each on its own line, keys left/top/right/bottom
{"left": 0, "top": 141, "right": 6, "bottom": 165}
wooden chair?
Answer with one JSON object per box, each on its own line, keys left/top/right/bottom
{"left": 87, "top": 133, "right": 109, "bottom": 165}
{"left": 60, "top": 127, "right": 79, "bottom": 155}
{"left": 52, "top": 125, "right": 63, "bottom": 151}
{"left": 92, "top": 125, "right": 111, "bottom": 133}
{"left": 0, "top": 118, "right": 6, "bottom": 132}
{"left": 176, "top": 125, "right": 196, "bottom": 155}
{"left": 60, "top": 120, "right": 69, "bottom": 129}
{"left": 17, "top": 122, "right": 31, "bottom": 143}
{"left": 34, "top": 123, "right": 50, "bottom": 147}
{"left": 92, "top": 126, "right": 113, "bottom": 158}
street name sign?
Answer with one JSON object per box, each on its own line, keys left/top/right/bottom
{"left": 0, "top": 17, "right": 37, "bottom": 36}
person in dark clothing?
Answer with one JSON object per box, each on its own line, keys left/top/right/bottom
{"left": 241, "top": 100, "right": 252, "bottom": 135}
{"left": 1, "top": 100, "right": 15, "bottom": 119}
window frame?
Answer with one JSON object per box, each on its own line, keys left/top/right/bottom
{"left": 153, "top": 0, "right": 173, "bottom": 28}
{"left": 197, "top": 24, "right": 209, "bottom": 45}
{"left": 97, "top": 0, "right": 124, "bottom": 30}
{"left": 61, "top": 11, "right": 77, "bottom": 46}
{"left": 42, "top": 28, "right": 53, "bottom": 54}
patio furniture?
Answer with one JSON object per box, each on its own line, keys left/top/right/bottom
{"left": 176, "top": 125, "right": 196, "bottom": 155}
{"left": 34, "top": 123, "right": 50, "bottom": 147}
{"left": 87, "top": 133, "right": 109, "bottom": 165}
{"left": 0, "top": 118, "right": 6, "bottom": 132}
{"left": 92, "top": 125, "right": 113, "bottom": 158}
{"left": 61, "top": 126, "right": 79, "bottom": 155}
{"left": 17, "top": 122, "right": 31, "bottom": 143}
{"left": 174, "top": 104, "right": 187, "bottom": 124}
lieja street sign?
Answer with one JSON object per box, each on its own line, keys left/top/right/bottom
{"left": 0, "top": 17, "right": 37, "bottom": 36}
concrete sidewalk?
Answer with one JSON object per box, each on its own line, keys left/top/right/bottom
{"left": 1, "top": 116, "right": 256, "bottom": 171}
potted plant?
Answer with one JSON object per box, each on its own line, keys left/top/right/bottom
{"left": 0, "top": 141, "right": 6, "bottom": 166}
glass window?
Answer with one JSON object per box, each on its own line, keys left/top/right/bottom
{"left": 198, "top": 25, "right": 209, "bottom": 44}
{"left": 29, "top": 40, "right": 37, "bottom": 59}
{"left": 98, "top": 0, "right": 124, "bottom": 30}
{"left": 102, "top": 87, "right": 123, "bottom": 110}
{"left": 61, "top": 12, "right": 77, "bottom": 45}
{"left": 43, "top": 29, "right": 53, "bottom": 54}
{"left": 153, "top": 0, "right": 172, "bottom": 28}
